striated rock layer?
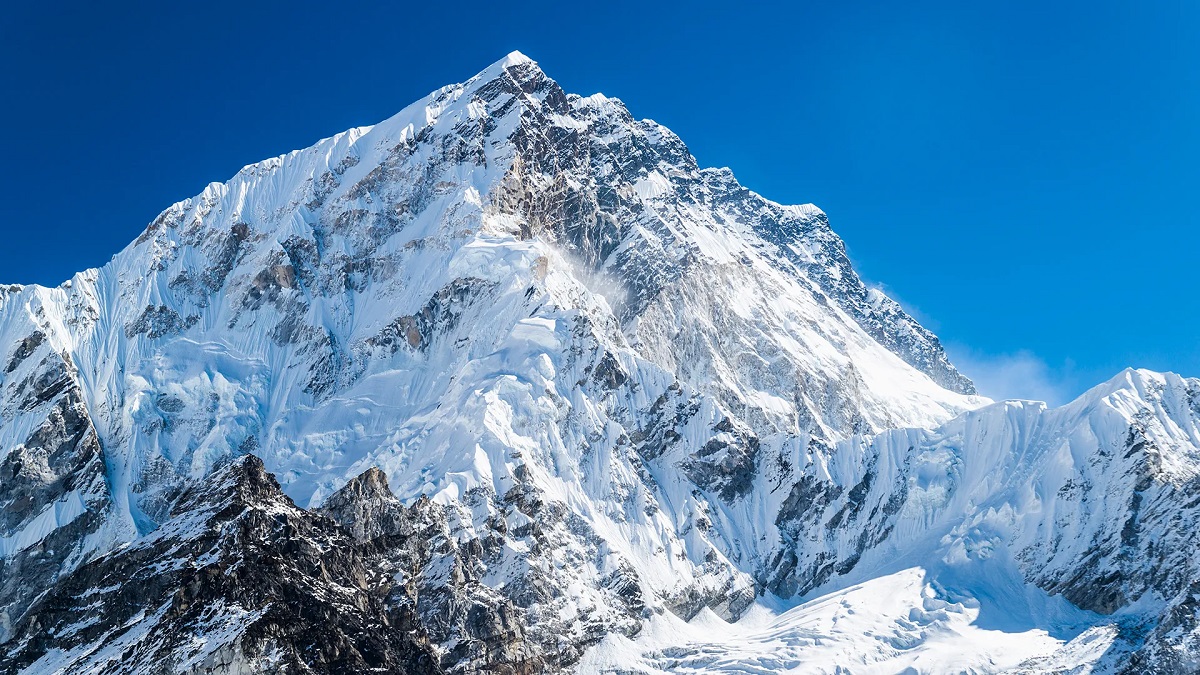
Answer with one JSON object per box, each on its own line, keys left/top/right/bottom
{"left": 0, "top": 53, "right": 1197, "bottom": 673}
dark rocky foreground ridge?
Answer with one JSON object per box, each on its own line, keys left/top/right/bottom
{"left": 1, "top": 455, "right": 572, "bottom": 674}
{"left": 1, "top": 457, "right": 444, "bottom": 674}
{"left": 1, "top": 450, "right": 647, "bottom": 673}
{"left": 28, "top": 443, "right": 656, "bottom": 672}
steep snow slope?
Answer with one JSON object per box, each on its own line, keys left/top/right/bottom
{"left": 1, "top": 52, "right": 1197, "bottom": 673}
{"left": 582, "top": 368, "right": 1200, "bottom": 673}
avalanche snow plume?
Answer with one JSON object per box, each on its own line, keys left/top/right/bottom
{"left": 1, "top": 52, "right": 1198, "bottom": 674}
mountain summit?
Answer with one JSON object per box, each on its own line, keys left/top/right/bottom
{"left": 1, "top": 54, "right": 1197, "bottom": 674}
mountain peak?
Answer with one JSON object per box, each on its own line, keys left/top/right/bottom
{"left": 464, "top": 49, "right": 544, "bottom": 90}
{"left": 1071, "top": 366, "right": 1192, "bottom": 409}
{"left": 498, "top": 49, "right": 535, "bottom": 67}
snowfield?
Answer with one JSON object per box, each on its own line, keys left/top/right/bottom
{"left": 582, "top": 567, "right": 1105, "bottom": 674}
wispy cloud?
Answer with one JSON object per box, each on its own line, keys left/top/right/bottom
{"left": 946, "top": 346, "right": 1077, "bottom": 407}
{"left": 857, "top": 275, "right": 1085, "bottom": 407}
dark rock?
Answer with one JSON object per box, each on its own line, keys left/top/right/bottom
{"left": 124, "top": 305, "right": 199, "bottom": 340}
{"left": 4, "top": 331, "right": 44, "bottom": 373}
{"left": 0, "top": 456, "right": 442, "bottom": 675}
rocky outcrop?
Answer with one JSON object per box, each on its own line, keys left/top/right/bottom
{"left": 0, "top": 339, "right": 112, "bottom": 644}
{"left": 321, "top": 468, "right": 543, "bottom": 673}
{"left": 1, "top": 456, "right": 442, "bottom": 675}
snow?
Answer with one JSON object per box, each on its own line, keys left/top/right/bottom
{"left": 579, "top": 567, "right": 1098, "bottom": 674}
{"left": 574, "top": 365, "right": 1199, "bottom": 671}
{"left": 633, "top": 171, "right": 673, "bottom": 200}
{"left": 0, "top": 490, "right": 87, "bottom": 557}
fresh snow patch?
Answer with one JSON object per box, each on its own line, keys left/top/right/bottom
{"left": 579, "top": 567, "right": 1105, "bottom": 674}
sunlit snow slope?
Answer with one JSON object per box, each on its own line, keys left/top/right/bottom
{"left": 583, "top": 368, "right": 1200, "bottom": 673}
{"left": 1, "top": 53, "right": 1198, "bottom": 674}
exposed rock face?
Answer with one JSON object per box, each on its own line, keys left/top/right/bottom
{"left": 320, "top": 468, "right": 544, "bottom": 673}
{"left": 0, "top": 52, "right": 1197, "bottom": 673}
{"left": 751, "top": 208, "right": 976, "bottom": 396}
{"left": 1, "top": 456, "right": 442, "bottom": 675}
{"left": 0, "top": 335, "right": 113, "bottom": 643}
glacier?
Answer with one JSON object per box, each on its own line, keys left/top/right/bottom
{"left": 0, "top": 51, "right": 1198, "bottom": 674}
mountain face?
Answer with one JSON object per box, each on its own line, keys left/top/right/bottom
{"left": 0, "top": 52, "right": 1196, "bottom": 674}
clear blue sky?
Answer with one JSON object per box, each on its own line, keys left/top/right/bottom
{"left": 2, "top": 1, "right": 1196, "bottom": 403}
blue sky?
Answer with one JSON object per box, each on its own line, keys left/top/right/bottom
{"left": 1, "top": 1, "right": 1195, "bottom": 403}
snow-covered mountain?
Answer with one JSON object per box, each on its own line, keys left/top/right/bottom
{"left": 1, "top": 52, "right": 1197, "bottom": 674}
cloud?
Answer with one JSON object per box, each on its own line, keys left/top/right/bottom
{"left": 946, "top": 346, "right": 1076, "bottom": 407}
